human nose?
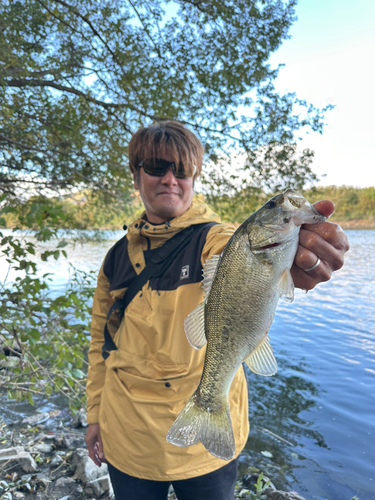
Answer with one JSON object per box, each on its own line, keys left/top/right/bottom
{"left": 160, "top": 167, "right": 178, "bottom": 185}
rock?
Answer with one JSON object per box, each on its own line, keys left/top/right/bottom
{"left": 0, "top": 446, "right": 25, "bottom": 460}
{"left": 85, "top": 474, "right": 113, "bottom": 498}
{"left": 15, "top": 452, "right": 38, "bottom": 472}
{"left": 34, "top": 471, "right": 51, "bottom": 486}
{"left": 13, "top": 492, "right": 26, "bottom": 499}
{"left": 21, "top": 412, "right": 50, "bottom": 426}
{"left": 69, "top": 448, "right": 88, "bottom": 466}
{"left": 48, "top": 477, "right": 83, "bottom": 498}
{"left": 73, "top": 454, "right": 108, "bottom": 484}
{"left": 50, "top": 452, "right": 64, "bottom": 466}
{"left": 265, "top": 490, "right": 307, "bottom": 500}
{"left": 70, "top": 448, "right": 108, "bottom": 483}
{"left": 0, "top": 447, "right": 37, "bottom": 473}
{"left": 50, "top": 463, "right": 71, "bottom": 480}
{"left": 43, "top": 432, "right": 57, "bottom": 440}
{"left": 29, "top": 442, "right": 53, "bottom": 454}
{"left": 71, "top": 409, "right": 88, "bottom": 428}
{"left": 63, "top": 433, "right": 85, "bottom": 449}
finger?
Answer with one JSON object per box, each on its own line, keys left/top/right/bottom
{"left": 87, "top": 443, "right": 102, "bottom": 467}
{"left": 298, "top": 229, "right": 345, "bottom": 272}
{"left": 293, "top": 245, "right": 332, "bottom": 281}
{"left": 312, "top": 199, "right": 335, "bottom": 219}
{"left": 97, "top": 430, "right": 107, "bottom": 463}
{"left": 290, "top": 263, "right": 320, "bottom": 291}
{"left": 302, "top": 221, "right": 349, "bottom": 252}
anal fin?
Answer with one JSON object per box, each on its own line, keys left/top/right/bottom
{"left": 244, "top": 335, "right": 277, "bottom": 376}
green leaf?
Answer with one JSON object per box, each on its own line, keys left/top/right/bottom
{"left": 29, "top": 328, "right": 41, "bottom": 340}
{"left": 71, "top": 369, "right": 86, "bottom": 379}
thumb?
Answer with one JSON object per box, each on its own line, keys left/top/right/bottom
{"left": 313, "top": 199, "right": 335, "bottom": 218}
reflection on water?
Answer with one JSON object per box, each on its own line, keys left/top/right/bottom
{"left": 242, "top": 230, "right": 375, "bottom": 499}
{"left": 1, "top": 229, "right": 374, "bottom": 499}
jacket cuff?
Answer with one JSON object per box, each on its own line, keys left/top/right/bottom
{"left": 86, "top": 411, "right": 100, "bottom": 425}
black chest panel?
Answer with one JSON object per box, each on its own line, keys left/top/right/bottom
{"left": 104, "top": 223, "right": 217, "bottom": 292}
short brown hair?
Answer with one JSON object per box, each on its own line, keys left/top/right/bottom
{"left": 128, "top": 121, "right": 204, "bottom": 180}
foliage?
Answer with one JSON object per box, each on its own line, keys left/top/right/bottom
{"left": 2, "top": 185, "right": 374, "bottom": 230}
{"left": 0, "top": 0, "right": 330, "bottom": 204}
{"left": 249, "top": 473, "right": 271, "bottom": 499}
{"left": 0, "top": 0, "right": 333, "bottom": 407}
{"left": 207, "top": 185, "right": 375, "bottom": 225}
{"left": 0, "top": 204, "right": 94, "bottom": 410}
{"left": 302, "top": 186, "right": 375, "bottom": 224}
{"left": 1, "top": 190, "right": 144, "bottom": 230}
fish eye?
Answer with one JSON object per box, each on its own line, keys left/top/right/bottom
{"left": 266, "top": 200, "right": 277, "bottom": 209}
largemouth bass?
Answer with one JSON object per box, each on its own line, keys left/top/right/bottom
{"left": 166, "top": 189, "right": 326, "bottom": 460}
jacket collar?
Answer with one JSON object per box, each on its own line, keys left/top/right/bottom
{"left": 126, "top": 196, "right": 221, "bottom": 274}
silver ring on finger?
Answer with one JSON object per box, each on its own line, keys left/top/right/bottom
{"left": 303, "top": 257, "right": 321, "bottom": 272}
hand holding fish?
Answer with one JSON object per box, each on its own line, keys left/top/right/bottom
{"left": 291, "top": 200, "right": 350, "bottom": 290}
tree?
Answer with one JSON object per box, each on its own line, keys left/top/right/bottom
{"left": 0, "top": 0, "right": 330, "bottom": 203}
{"left": 0, "top": 0, "right": 331, "bottom": 408}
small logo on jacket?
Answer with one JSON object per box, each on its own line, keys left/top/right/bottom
{"left": 180, "top": 265, "right": 189, "bottom": 279}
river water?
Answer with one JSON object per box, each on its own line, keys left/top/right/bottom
{"left": 1, "top": 229, "right": 374, "bottom": 500}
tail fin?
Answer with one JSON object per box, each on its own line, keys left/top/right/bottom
{"left": 166, "top": 391, "right": 235, "bottom": 460}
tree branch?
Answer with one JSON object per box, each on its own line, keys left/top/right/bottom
{"left": 126, "top": 0, "right": 163, "bottom": 59}
{"left": 0, "top": 134, "right": 126, "bottom": 199}
{"left": 50, "top": 0, "right": 151, "bottom": 111}
{"left": 5, "top": 78, "right": 123, "bottom": 109}
{"left": 180, "top": 0, "right": 207, "bottom": 14}
{"left": 5, "top": 77, "right": 158, "bottom": 121}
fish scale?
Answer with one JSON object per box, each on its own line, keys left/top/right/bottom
{"left": 167, "top": 189, "right": 326, "bottom": 460}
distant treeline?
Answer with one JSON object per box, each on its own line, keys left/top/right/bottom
{"left": 208, "top": 186, "right": 375, "bottom": 228}
{"left": 2, "top": 186, "right": 375, "bottom": 230}
{"left": 302, "top": 186, "right": 375, "bottom": 229}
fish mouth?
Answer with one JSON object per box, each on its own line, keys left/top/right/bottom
{"left": 257, "top": 242, "right": 281, "bottom": 251}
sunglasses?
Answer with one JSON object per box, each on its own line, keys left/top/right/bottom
{"left": 137, "top": 158, "right": 192, "bottom": 179}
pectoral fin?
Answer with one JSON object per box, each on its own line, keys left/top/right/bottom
{"left": 278, "top": 268, "right": 294, "bottom": 303}
{"left": 244, "top": 335, "right": 277, "bottom": 376}
{"left": 184, "top": 302, "right": 207, "bottom": 350}
{"left": 202, "top": 255, "right": 221, "bottom": 300}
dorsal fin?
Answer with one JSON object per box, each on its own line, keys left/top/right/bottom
{"left": 202, "top": 255, "right": 221, "bottom": 301}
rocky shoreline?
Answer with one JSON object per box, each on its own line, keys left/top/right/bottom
{"left": 0, "top": 410, "right": 306, "bottom": 500}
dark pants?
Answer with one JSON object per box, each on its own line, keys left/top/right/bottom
{"left": 108, "top": 458, "right": 238, "bottom": 500}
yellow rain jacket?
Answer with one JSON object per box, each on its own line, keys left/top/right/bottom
{"left": 86, "top": 198, "right": 249, "bottom": 480}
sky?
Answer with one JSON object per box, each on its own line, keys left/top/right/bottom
{"left": 268, "top": 0, "right": 375, "bottom": 188}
